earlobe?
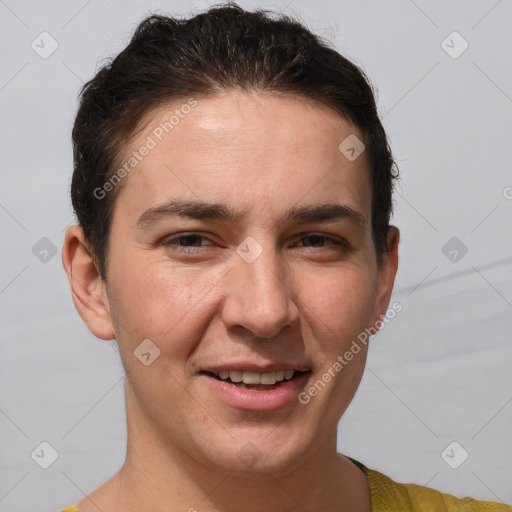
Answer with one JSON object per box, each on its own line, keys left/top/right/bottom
{"left": 370, "top": 226, "right": 400, "bottom": 328}
{"left": 62, "top": 225, "right": 116, "bottom": 340}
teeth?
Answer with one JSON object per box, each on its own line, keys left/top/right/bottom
{"left": 242, "top": 372, "right": 261, "bottom": 385}
{"left": 229, "top": 370, "right": 243, "bottom": 383}
{"left": 260, "top": 372, "right": 277, "bottom": 385}
{"left": 213, "top": 369, "right": 298, "bottom": 384}
{"left": 284, "top": 369, "right": 295, "bottom": 380}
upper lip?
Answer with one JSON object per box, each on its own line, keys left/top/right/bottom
{"left": 201, "top": 363, "right": 310, "bottom": 373}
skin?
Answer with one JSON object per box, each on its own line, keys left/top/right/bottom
{"left": 62, "top": 90, "right": 399, "bottom": 512}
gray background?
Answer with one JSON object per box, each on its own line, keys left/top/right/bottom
{"left": 0, "top": 0, "right": 511, "bottom": 510}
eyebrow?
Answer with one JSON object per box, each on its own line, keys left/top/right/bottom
{"left": 135, "top": 199, "right": 365, "bottom": 230}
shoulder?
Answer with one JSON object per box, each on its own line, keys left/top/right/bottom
{"left": 59, "top": 507, "right": 78, "bottom": 512}
{"left": 347, "top": 457, "right": 512, "bottom": 512}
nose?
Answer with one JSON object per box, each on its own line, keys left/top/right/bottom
{"left": 220, "top": 243, "right": 300, "bottom": 339}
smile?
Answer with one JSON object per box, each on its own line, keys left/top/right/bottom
{"left": 200, "top": 369, "right": 311, "bottom": 411}
{"left": 208, "top": 369, "right": 301, "bottom": 388}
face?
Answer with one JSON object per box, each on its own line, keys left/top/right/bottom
{"left": 71, "top": 91, "right": 398, "bottom": 476}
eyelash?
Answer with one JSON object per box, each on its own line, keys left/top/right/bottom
{"left": 161, "top": 232, "right": 349, "bottom": 253}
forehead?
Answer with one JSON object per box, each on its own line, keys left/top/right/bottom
{"left": 112, "top": 91, "right": 372, "bottom": 227}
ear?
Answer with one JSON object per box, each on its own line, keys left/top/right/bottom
{"left": 370, "top": 226, "right": 400, "bottom": 328}
{"left": 62, "top": 225, "right": 116, "bottom": 340}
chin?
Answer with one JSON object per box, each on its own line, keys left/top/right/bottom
{"left": 196, "top": 429, "right": 311, "bottom": 478}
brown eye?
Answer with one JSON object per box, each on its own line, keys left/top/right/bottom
{"left": 296, "top": 234, "right": 349, "bottom": 249}
{"left": 161, "top": 233, "right": 213, "bottom": 253}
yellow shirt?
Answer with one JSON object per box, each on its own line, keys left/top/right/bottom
{"left": 59, "top": 458, "right": 512, "bottom": 512}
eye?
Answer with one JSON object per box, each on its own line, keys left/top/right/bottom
{"left": 160, "top": 232, "right": 350, "bottom": 255}
{"left": 161, "top": 233, "right": 214, "bottom": 253}
{"left": 295, "top": 234, "right": 349, "bottom": 249}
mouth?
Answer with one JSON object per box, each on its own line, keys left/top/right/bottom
{"left": 200, "top": 369, "right": 311, "bottom": 392}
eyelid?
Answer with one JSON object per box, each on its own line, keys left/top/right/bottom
{"left": 294, "top": 233, "right": 351, "bottom": 248}
{"left": 160, "top": 232, "right": 215, "bottom": 249}
{"left": 160, "top": 231, "right": 350, "bottom": 253}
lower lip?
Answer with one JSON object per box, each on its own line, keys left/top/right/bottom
{"left": 201, "top": 372, "right": 311, "bottom": 411}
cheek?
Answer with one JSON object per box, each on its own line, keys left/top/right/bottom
{"left": 295, "top": 271, "right": 374, "bottom": 422}
{"left": 301, "top": 266, "right": 377, "bottom": 342}
{"left": 107, "top": 251, "right": 224, "bottom": 353}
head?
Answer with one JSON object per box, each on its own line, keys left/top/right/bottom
{"left": 63, "top": 4, "right": 399, "bottom": 475}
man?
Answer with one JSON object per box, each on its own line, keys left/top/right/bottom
{"left": 61, "top": 4, "right": 511, "bottom": 511}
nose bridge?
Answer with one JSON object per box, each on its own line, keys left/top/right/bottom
{"left": 222, "top": 239, "right": 299, "bottom": 338}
